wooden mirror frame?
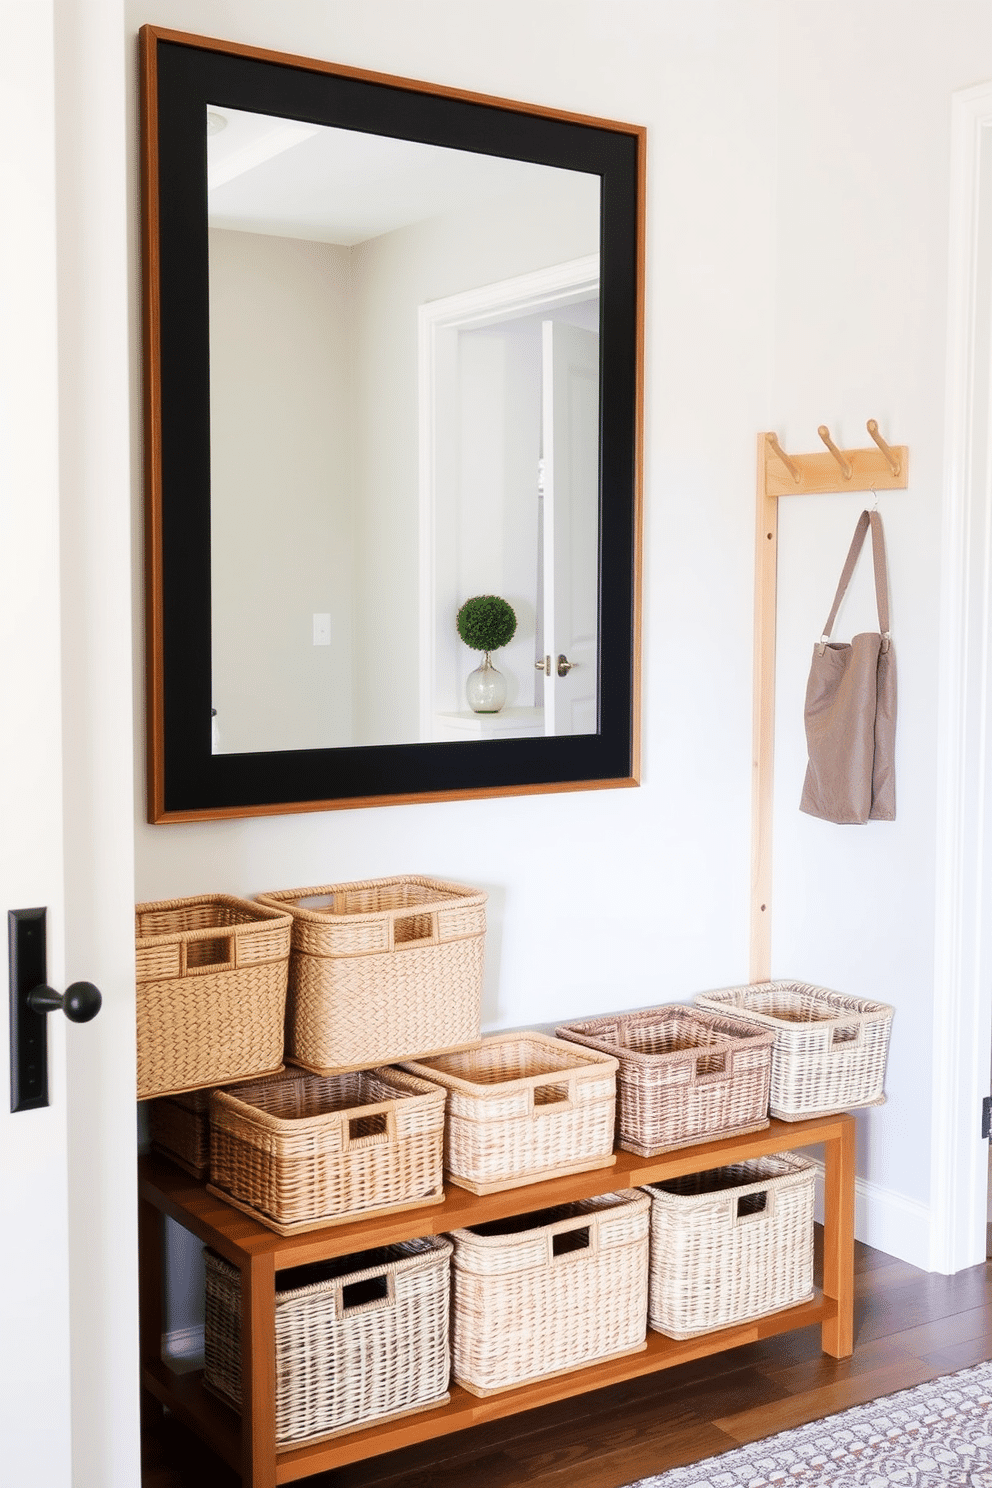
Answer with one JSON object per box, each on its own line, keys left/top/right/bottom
{"left": 140, "top": 26, "right": 644, "bottom": 822}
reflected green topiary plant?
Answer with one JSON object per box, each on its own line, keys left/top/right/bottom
{"left": 456, "top": 595, "right": 517, "bottom": 653}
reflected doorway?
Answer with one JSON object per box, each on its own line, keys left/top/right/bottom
{"left": 419, "top": 257, "right": 600, "bottom": 741}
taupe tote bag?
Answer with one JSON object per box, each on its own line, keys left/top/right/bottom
{"left": 799, "top": 509, "right": 896, "bottom": 824}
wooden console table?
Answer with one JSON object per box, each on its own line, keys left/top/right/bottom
{"left": 139, "top": 1110, "right": 855, "bottom": 1488}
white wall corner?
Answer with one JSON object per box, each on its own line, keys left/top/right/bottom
{"left": 811, "top": 1164, "right": 932, "bottom": 1273}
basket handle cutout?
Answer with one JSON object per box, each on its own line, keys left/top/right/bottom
{"left": 552, "top": 1226, "right": 590, "bottom": 1258}
{"left": 532, "top": 1079, "right": 572, "bottom": 1112}
{"left": 343, "top": 1108, "right": 395, "bottom": 1150}
{"left": 392, "top": 912, "right": 437, "bottom": 948}
{"left": 831, "top": 1023, "right": 861, "bottom": 1046}
{"left": 348, "top": 1111, "right": 389, "bottom": 1143}
{"left": 183, "top": 935, "right": 235, "bottom": 973}
{"left": 340, "top": 1273, "right": 391, "bottom": 1313}
{"left": 736, "top": 1190, "right": 768, "bottom": 1221}
{"left": 695, "top": 1051, "right": 727, "bottom": 1080}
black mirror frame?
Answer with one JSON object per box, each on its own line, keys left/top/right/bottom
{"left": 140, "top": 26, "right": 644, "bottom": 822}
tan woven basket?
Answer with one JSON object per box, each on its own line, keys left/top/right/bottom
{"left": 148, "top": 1069, "right": 297, "bottom": 1179}
{"left": 644, "top": 1153, "right": 816, "bottom": 1339}
{"left": 206, "top": 1067, "right": 447, "bottom": 1234}
{"left": 403, "top": 1032, "right": 618, "bottom": 1194}
{"left": 255, "top": 876, "right": 486, "bottom": 1073}
{"left": 204, "top": 1236, "right": 452, "bottom": 1448}
{"left": 556, "top": 1005, "right": 775, "bottom": 1156}
{"left": 693, "top": 981, "right": 894, "bottom": 1119}
{"left": 449, "top": 1188, "right": 649, "bottom": 1396}
{"left": 135, "top": 895, "right": 292, "bottom": 1100}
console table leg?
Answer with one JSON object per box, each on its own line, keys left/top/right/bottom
{"left": 242, "top": 1252, "right": 278, "bottom": 1488}
{"left": 137, "top": 1192, "right": 164, "bottom": 1423}
{"left": 820, "top": 1115, "right": 855, "bottom": 1358}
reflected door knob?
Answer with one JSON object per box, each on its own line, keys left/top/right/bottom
{"left": 27, "top": 981, "right": 102, "bottom": 1024}
{"left": 557, "top": 654, "right": 576, "bottom": 677}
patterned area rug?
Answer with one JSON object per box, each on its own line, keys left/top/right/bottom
{"left": 629, "top": 1360, "right": 992, "bottom": 1487}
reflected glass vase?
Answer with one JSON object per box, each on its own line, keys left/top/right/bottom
{"left": 465, "top": 651, "right": 507, "bottom": 713}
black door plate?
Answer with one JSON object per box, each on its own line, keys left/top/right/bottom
{"left": 9, "top": 907, "right": 49, "bottom": 1112}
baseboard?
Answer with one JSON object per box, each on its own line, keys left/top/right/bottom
{"left": 811, "top": 1163, "right": 932, "bottom": 1271}
{"left": 162, "top": 1325, "right": 205, "bottom": 1374}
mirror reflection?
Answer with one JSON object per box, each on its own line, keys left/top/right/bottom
{"left": 206, "top": 107, "right": 601, "bottom": 755}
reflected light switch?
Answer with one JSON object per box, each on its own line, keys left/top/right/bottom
{"left": 313, "top": 613, "right": 331, "bottom": 646}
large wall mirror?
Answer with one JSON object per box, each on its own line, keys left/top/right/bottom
{"left": 141, "top": 27, "right": 643, "bottom": 821}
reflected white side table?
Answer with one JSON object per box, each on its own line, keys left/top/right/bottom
{"left": 432, "top": 707, "right": 545, "bottom": 741}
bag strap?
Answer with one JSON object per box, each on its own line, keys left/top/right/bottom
{"left": 819, "top": 509, "right": 891, "bottom": 652}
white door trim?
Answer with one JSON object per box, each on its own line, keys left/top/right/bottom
{"left": 931, "top": 79, "right": 992, "bottom": 1273}
{"left": 417, "top": 255, "right": 599, "bottom": 739}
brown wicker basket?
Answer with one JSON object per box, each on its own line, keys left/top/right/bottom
{"left": 448, "top": 1188, "right": 649, "bottom": 1396}
{"left": 556, "top": 1006, "right": 775, "bottom": 1156}
{"left": 148, "top": 1069, "right": 298, "bottom": 1179}
{"left": 403, "top": 1032, "right": 618, "bottom": 1194}
{"left": 135, "top": 895, "right": 292, "bottom": 1100}
{"left": 644, "top": 1153, "right": 816, "bottom": 1339}
{"left": 693, "top": 981, "right": 894, "bottom": 1119}
{"left": 206, "top": 1067, "right": 447, "bottom": 1234}
{"left": 255, "top": 877, "right": 486, "bottom": 1073}
{"left": 148, "top": 1088, "right": 213, "bottom": 1177}
{"left": 204, "top": 1236, "right": 452, "bottom": 1447}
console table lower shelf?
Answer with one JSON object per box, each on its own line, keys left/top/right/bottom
{"left": 138, "top": 1111, "right": 856, "bottom": 1488}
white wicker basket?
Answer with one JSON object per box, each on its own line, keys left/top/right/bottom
{"left": 449, "top": 1188, "right": 649, "bottom": 1395}
{"left": 644, "top": 1154, "right": 816, "bottom": 1339}
{"left": 403, "top": 1032, "right": 618, "bottom": 1193}
{"left": 693, "top": 981, "right": 893, "bottom": 1119}
{"left": 204, "top": 1236, "right": 452, "bottom": 1448}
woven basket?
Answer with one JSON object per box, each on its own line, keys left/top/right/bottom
{"left": 135, "top": 895, "right": 292, "bottom": 1100}
{"left": 206, "top": 1068, "right": 447, "bottom": 1234}
{"left": 644, "top": 1153, "right": 816, "bottom": 1339}
{"left": 556, "top": 1006, "right": 775, "bottom": 1156}
{"left": 693, "top": 981, "right": 894, "bottom": 1119}
{"left": 148, "top": 1069, "right": 298, "bottom": 1179}
{"left": 204, "top": 1236, "right": 452, "bottom": 1448}
{"left": 403, "top": 1032, "right": 618, "bottom": 1194}
{"left": 255, "top": 877, "right": 486, "bottom": 1073}
{"left": 449, "top": 1188, "right": 649, "bottom": 1396}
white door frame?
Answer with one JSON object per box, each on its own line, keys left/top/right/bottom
{"left": 417, "top": 255, "right": 599, "bottom": 740}
{"left": 931, "top": 79, "right": 992, "bottom": 1273}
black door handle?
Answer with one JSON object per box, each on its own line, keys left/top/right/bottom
{"left": 9, "top": 907, "right": 102, "bottom": 1112}
{"left": 27, "top": 981, "right": 102, "bottom": 1023}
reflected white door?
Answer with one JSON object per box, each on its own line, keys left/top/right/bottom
{"left": 541, "top": 320, "right": 600, "bottom": 734}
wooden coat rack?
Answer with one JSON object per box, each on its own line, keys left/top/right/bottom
{"left": 751, "top": 421, "right": 909, "bottom": 981}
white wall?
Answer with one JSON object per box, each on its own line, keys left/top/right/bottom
{"left": 769, "top": 1, "right": 992, "bottom": 1262}
{"left": 209, "top": 228, "right": 356, "bottom": 752}
{"left": 125, "top": 0, "right": 992, "bottom": 1293}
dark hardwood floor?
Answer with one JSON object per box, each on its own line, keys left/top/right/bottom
{"left": 142, "top": 1230, "right": 992, "bottom": 1488}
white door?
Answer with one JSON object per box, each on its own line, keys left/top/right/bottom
{"left": 541, "top": 320, "right": 600, "bottom": 735}
{"left": 0, "top": 2, "right": 139, "bottom": 1483}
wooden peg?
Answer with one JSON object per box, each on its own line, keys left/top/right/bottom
{"left": 817, "top": 425, "right": 853, "bottom": 480}
{"left": 866, "top": 419, "right": 901, "bottom": 477}
{"left": 766, "top": 432, "right": 801, "bottom": 483}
